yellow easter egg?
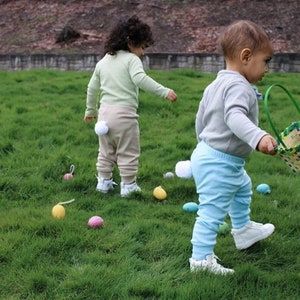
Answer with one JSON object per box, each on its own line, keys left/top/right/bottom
{"left": 153, "top": 186, "right": 167, "bottom": 200}
{"left": 52, "top": 204, "right": 65, "bottom": 219}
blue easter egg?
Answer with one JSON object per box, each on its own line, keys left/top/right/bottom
{"left": 182, "top": 202, "right": 199, "bottom": 213}
{"left": 256, "top": 183, "right": 271, "bottom": 194}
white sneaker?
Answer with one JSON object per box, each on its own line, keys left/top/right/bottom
{"left": 96, "top": 176, "right": 117, "bottom": 193}
{"left": 231, "top": 221, "right": 275, "bottom": 250}
{"left": 189, "top": 254, "right": 234, "bottom": 275}
{"left": 120, "top": 182, "right": 141, "bottom": 197}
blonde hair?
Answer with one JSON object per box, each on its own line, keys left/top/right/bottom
{"left": 219, "top": 20, "right": 272, "bottom": 60}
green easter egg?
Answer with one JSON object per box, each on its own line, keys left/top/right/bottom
{"left": 218, "top": 222, "right": 230, "bottom": 234}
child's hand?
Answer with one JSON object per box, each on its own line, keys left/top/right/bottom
{"left": 84, "top": 116, "right": 96, "bottom": 123}
{"left": 167, "top": 90, "right": 177, "bottom": 102}
{"left": 257, "top": 134, "right": 277, "bottom": 155}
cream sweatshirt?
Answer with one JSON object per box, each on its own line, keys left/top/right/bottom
{"left": 85, "top": 50, "right": 170, "bottom": 117}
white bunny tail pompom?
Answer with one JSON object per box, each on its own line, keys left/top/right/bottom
{"left": 175, "top": 160, "right": 192, "bottom": 179}
{"left": 95, "top": 121, "right": 109, "bottom": 136}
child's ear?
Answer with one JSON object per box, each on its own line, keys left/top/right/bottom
{"left": 240, "top": 48, "right": 252, "bottom": 64}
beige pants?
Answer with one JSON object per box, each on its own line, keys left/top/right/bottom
{"left": 96, "top": 104, "right": 140, "bottom": 184}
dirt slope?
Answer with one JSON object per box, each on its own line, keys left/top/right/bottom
{"left": 0, "top": 0, "right": 299, "bottom": 55}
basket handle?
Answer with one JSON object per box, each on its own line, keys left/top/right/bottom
{"left": 264, "top": 84, "right": 300, "bottom": 149}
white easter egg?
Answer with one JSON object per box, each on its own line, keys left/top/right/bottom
{"left": 175, "top": 160, "right": 192, "bottom": 179}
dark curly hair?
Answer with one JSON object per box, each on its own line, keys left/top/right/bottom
{"left": 103, "top": 15, "right": 154, "bottom": 56}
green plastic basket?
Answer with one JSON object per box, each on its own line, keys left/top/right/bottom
{"left": 264, "top": 84, "right": 300, "bottom": 173}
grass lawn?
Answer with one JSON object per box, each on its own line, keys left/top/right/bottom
{"left": 0, "top": 69, "right": 300, "bottom": 299}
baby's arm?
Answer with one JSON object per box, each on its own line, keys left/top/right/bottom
{"left": 257, "top": 134, "right": 277, "bottom": 155}
{"left": 84, "top": 116, "right": 96, "bottom": 123}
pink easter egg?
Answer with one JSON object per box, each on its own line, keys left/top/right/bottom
{"left": 88, "top": 216, "right": 104, "bottom": 228}
{"left": 63, "top": 173, "right": 73, "bottom": 180}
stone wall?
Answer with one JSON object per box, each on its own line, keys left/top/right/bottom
{"left": 0, "top": 53, "right": 299, "bottom": 73}
{"left": 143, "top": 53, "right": 300, "bottom": 73}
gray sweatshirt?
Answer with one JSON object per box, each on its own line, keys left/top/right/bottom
{"left": 196, "top": 70, "right": 267, "bottom": 158}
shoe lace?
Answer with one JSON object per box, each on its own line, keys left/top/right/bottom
{"left": 209, "top": 254, "right": 221, "bottom": 265}
{"left": 249, "top": 221, "right": 263, "bottom": 228}
{"left": 109, "top": 181, "right": 118, "bottom": 187}
{"left": 209, "top": 255, "right": 233, "bottom": 274}
{"left": 95, "top": 175, "right": 117, "bottom": 187}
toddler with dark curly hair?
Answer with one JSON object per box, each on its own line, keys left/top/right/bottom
{"left": 84, "top": 15, "right": 177, "bottom": 197}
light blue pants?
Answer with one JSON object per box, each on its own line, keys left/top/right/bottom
{"left": 190, "top": 141, "right": 252, "bottom": 260}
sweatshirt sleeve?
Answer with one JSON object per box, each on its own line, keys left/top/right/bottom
{"left": 85, "top": 66, "right": 100, "bottom": 118}
{"left": 129, "top": 56, "right": 170, "bottom": 98}
{"left": 224, "top": 84, "right": 267, "bottom": 150}
{"left": 195, "top": 100, "right": 205, "bottom": 142}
